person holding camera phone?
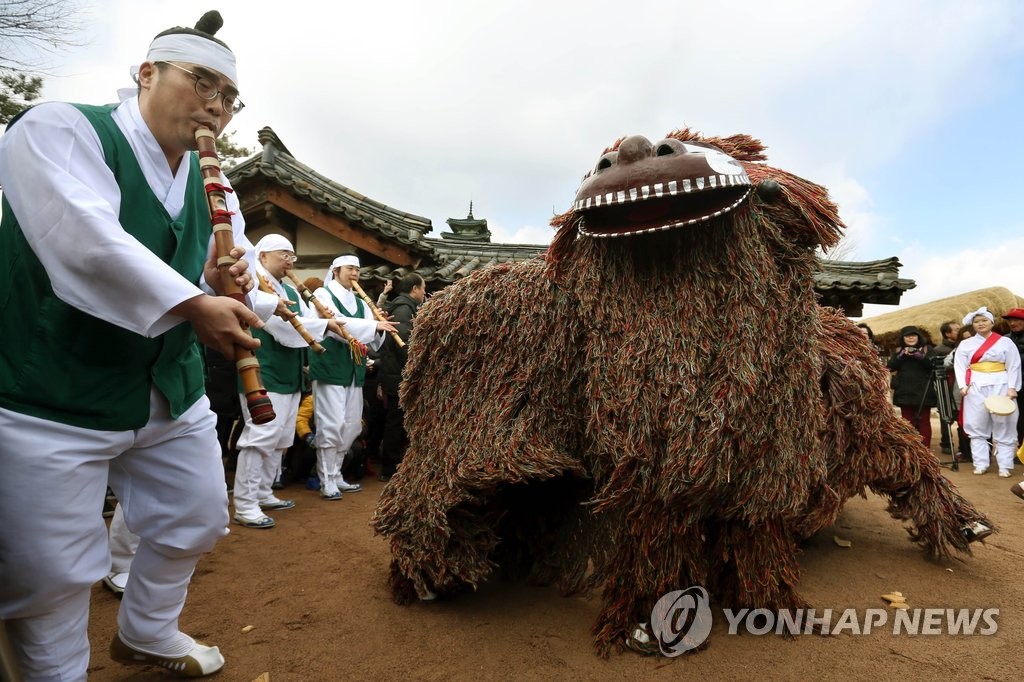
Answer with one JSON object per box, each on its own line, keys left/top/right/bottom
{"left": 888, "top": 325, "right": 937, "bottom": 448}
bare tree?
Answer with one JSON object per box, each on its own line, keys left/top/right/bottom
{"left": 0, "top": 0, "right": 85, "bottom": 72}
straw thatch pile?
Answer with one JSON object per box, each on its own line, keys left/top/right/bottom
{"left": 372, "top": 129, "right": 992, "bottom": 656}
{"left": 863, "top": 287, "right": 1024, "bottom": 351}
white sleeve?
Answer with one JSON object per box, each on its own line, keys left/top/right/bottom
{"left": 363, "top": 305, "right": 386, "bottom": 351}
{"left": 313, "top": 288, "right": 379, "bottom": 343}
{"left": 262, "top": 296, "right": 330, "bottom": 348}
{"left": 297, "top": 296, "right": 329, "bottom": 340}
{"left": 0, "top": 103, "right": 203, "bottom": 337}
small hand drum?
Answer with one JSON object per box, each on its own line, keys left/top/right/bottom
{"left": 983, "top": 394, "right": 1016, "bottom": 416}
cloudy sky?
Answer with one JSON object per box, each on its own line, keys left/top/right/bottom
{"left": 14, "top": 0, "right": 1024, "bottom": 316}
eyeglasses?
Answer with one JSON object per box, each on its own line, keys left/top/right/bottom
{"left": 273, "top": 251, "right": 297, "bottom": 262}
{"left": 158, "top": 61, "right": 245, "bottom": 115}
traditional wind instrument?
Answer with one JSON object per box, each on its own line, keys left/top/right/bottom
{"left": 256, "top": 273, "right": 326, "bottom": 354}
{"left": 351, "top": 280, "right": 405, "bottom": 348}
{"left": 284, "top": 271, "right": 367, "bottom": 364}
{"left": 195, "top": 127, "right": 275, "bottom": 424}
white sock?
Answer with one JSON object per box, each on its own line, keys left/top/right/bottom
{"left": 118, "top": 630, "right": 195, "bottom": 658}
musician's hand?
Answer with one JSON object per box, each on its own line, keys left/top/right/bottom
{"left": 961, "top": 387, "right": 969, "bottom": 396}
{"left": 326, "top": 319, "right": 346, "bottom": 337}
{"left": 172, "top": 294, "right": 262, "bottom": 359}
{"left": 204, "top": 245, "right": 253, "bottom": 296}
{"left": 274, "top": 299, "right": 297, "bottom": 320}
{"left": 375, "top": 319, "right": 399, "bottom": 334}
{"left": 1009, "top": 388, "right": 1018, "bottom": 400}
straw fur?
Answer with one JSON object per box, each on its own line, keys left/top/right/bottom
{"left": 372, "top": 129, "right": 992, "bottom": 656}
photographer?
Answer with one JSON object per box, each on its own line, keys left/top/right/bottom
{"left": 888, "top": 325, "right": 937, "bottom": 447}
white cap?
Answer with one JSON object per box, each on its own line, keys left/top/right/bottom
{"left": 325, "top": 255, "right": 360, "bottom": 282}
{"left": 254, "top": 233, "right": 294, "bottom": 258}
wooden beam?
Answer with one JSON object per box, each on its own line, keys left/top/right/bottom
{"left": 266, "top": 187, "right": 418, "bottom": 267}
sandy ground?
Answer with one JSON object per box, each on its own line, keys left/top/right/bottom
{"left": 85, "top": 416, "right": 1023, "bottom": 681}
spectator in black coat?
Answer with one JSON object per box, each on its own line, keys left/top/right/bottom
{"left": 888, "top": 325, "right": 937, "bottom": 448}
{"left": 1002, "top": 308, "right": 1024, "bottom": 446}
{"left": 932, "top": 320, "right": 962, "bottom": 454}
{"left": 377, "top": 273, "right": 426, "bottom": 481}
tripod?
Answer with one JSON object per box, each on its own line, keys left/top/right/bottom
{"left": 917, "top": 359, "right": 959, "bottom": 471}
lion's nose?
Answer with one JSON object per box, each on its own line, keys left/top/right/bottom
{"left": 616, "top": 135, "right": 653, "bottom": 164}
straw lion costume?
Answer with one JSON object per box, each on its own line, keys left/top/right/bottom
{"left": 373, "top": 129, "right": 992, "bottom": 655}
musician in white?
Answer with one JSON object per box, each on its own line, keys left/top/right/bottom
{"left": 232, "top": 234, "right": 344, "bottom": 528}
{"left": 0, "top": 12, "right": 278, "bottom": 679}
{"left": 309, "top": 255, "right": 397, "bottom": 499}
{"left": 954, "top": 307, "right": 1022, "bottom": 476}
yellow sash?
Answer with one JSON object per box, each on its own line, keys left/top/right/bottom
{"left": 969, "top": 361, "right": 1006, "bottom": 373}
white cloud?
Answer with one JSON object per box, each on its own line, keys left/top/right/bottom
{"left": 859, "top": 232, "right": 1024, "bottom": 318}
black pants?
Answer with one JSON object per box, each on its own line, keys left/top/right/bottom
{"left": 381, "top": 392, "right": 408, "bottom": 477}
{"left": 364, "top": 390, "right": 388, "bottom": 464}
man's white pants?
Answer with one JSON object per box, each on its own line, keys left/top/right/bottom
{"left": 234, "top": 391, "right": 299, "bottom": 518}
{"left": 963, "top": 383, "right": 1019, "bottom": 471}
{"left": 311, "top": 381, "right": 362, "bottom": 494}
{"left": 109, "top": 503, "right": 140, "bottom": 575}
{"left": 0, "top": 389, "right": 228, "bottom": 681}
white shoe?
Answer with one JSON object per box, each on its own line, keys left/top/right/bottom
{"left": 259, "top": 495, "right": 295, "bottom": 510}
{"left": 337, "top": 479, "right": 363, "bottom": 493}
{"left": 102, "top": 572, "right": 129, "bottom": 596}
{"left": 999, "top": 470, "right": 1011, "bottom": 478}
{"left": 320, "top": 480, "right": 342, "bottom": 500}
{"left": 111, "top": 633, "right": 225, "bottom": 677}
{"left": 974, "top": 468, "right": 987, "bottom": 475}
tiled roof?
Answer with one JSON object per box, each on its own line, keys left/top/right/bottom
{"left": 361, "top": 238, "right": 546, "bottom": 284}
{"left": 814, "top": 257, "right": 916, "bottom": 295}
{"left": 227, "top": 127, "right": 434, "bottom": 256}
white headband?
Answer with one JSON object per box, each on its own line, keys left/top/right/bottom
{"left": 146, "top": 34, "right": 238, "bottom": 87}
{"left": 325, "top": 255, "right": 360, "bottom": 283}
{"left": 963, "top": 306, "right": 994, "bottom": 327}
{"left": 254, "top": 234, "right": 294, "bottom": 258}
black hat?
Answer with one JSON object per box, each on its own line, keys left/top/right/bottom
{"left": 900, "top": 326, "right": 920, "bottom": 337}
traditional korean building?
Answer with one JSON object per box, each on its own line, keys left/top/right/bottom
{"left": 227, "top": 127, "right": 914, "bottom": 315}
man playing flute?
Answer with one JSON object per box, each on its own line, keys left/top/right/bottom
{"left": 0, "top": 10, "right": 277, "bottom": 679}
{"left": 309, "top": 256, "right": 397, "bottom": 500}
{"left": 233, "top": 234, "right": 345, "bottom": 528}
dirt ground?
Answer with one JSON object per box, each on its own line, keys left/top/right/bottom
{"left": 85, "top": 415, "right": 1023, "bottom": 681}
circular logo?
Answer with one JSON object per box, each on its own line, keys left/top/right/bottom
{"left": 650, "top": 586, "right": 713, "bottom": 656}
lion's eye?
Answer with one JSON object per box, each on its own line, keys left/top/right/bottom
{"left": 595, "top": 151, "right": 618, "bottom": 172}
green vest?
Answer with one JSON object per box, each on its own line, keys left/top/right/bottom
{"left": 242, "top": 281, "right": 306, "bottom": 394}
{"left": 0, "top": 104, "right": 210, "bottom": 430}
{"left": 308, "top": 290, "right": 367, "bottom": 387}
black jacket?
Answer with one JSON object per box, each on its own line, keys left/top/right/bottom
{"left": 887, "top": 344, "right": 937, "bottom": 408}
{"left": 1009, "top": 331, "right": 1024, "bottom": 384}
{"left": 378, "top": 293, "right": 420, "bottom": 395}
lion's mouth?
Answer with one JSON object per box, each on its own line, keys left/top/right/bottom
{"left": 575, "top": 180, "right": 751, "bottom": 238}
